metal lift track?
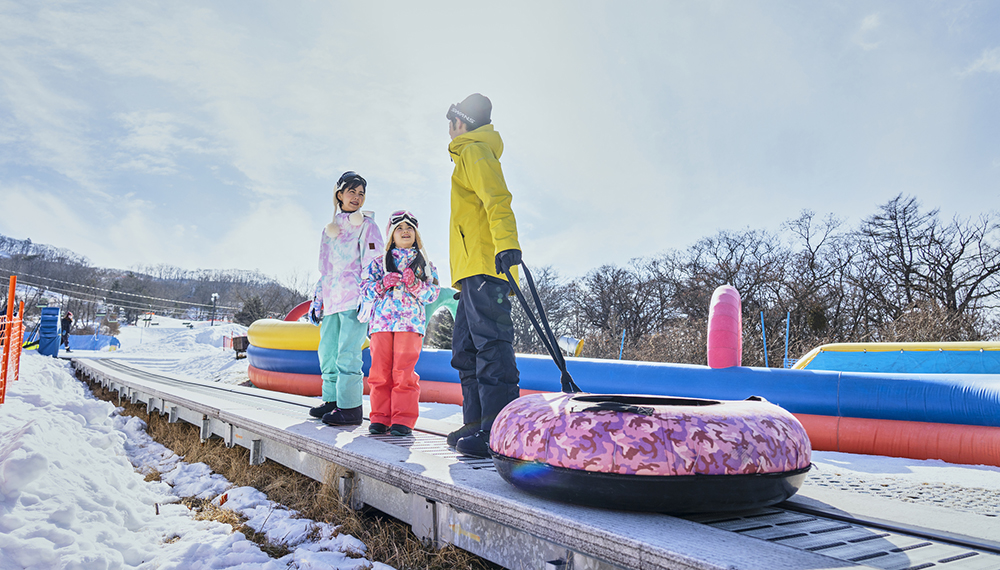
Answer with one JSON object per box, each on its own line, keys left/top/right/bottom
{"left": 73, "top": 358, "right": 1000, "bottom": 570}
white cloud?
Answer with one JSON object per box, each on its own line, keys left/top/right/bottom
{"left": 0, "top": 51, "right": 105, "bottom": 195}
{"left": 962, "top": 47, "right": 1000, "bottom": 75}
{"left": 0, "top": 183, "right": 106, "bottom": 259}
{"left": 209, "top": 199, "right": 319, "bottom": 281}
{"left": 113, "top": 111, "right": 219, "bottom": 175}
{"left": 855, "top": 13, "right": 882, "bottom": 51}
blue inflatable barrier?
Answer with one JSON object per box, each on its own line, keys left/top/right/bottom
{"left": 247, "top": 344, "right": 372, "bottom": 376}
{"left": 801, "top": 349, "right": 1000, "bottom": 374}
{"left": 246, "top": 345, "right": 1000, "bottom": 429}
{"left": 794, "top": 342, "right": 1000, "bottom": 374}
{"left": 66, "top": 334, "right": 121, "bottom": 351}
{"left": 247, "top": 345, "right": 321, "bottom": 375}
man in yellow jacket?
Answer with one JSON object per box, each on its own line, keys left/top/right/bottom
{"left": 445, "top": 93, "right": 523, "bottom": 458}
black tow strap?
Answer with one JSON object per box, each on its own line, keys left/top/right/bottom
{"left": 503, "top": 263, "right": 582, "bottom": 393}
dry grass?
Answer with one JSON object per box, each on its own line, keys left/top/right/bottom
{"left": 83, "top": 378, "right": 501, "bottom": 570}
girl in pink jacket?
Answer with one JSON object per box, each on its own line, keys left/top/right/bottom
{"left": 308, "top": 171, "right": 384, "bottom": 426}
{"left": 360, "top": 210, "right": 440, "bottom": 436}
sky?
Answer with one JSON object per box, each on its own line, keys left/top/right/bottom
{"left": 0, "top": 1, "right": 998, "bottom": 289}
{"left": 2, "top": 316, "right": 1000, "bottom": 568}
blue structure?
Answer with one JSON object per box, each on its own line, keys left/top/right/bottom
{"left": 793, "top": 342, "right": 1000, "bottom": 374}
{"left": 247, "top": 346, "right": 1000, "bottom": 429}
{"left": 38, "top": 307, "right": 61, "bottom": 357}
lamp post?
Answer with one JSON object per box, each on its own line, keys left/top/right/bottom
{"left": 211, "top": 293, "right": 219, "bottom": 326}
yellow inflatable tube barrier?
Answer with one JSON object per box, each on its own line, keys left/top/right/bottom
{"left": 248, "top": 319, "right": 320, "bottom": 351}
{"left": 247, "top": 318, "right": 370, "bottom": 351}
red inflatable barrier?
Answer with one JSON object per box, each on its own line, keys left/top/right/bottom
{"left": 284, "top": 301, "right": 311, "bottom": 322}
{"left": 794, "top": 413, "right": 1000, "bottom": 466}
{"left": 248, "top": 366, "right": 323, "bottom": 396}
{"left": 414, "top": 381, "right": 545, "bottom": 406}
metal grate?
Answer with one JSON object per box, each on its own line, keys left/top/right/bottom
{"left": 686, "top": 509, "right": 1000, "bottom": 569}
{"left": 365, "top": 431, "right": 496, "bottom": 470}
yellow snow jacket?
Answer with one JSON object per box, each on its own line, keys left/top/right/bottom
{"left": 448, "top": 125, "right": 521, "bottom": 290}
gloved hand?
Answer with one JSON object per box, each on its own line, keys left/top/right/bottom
{"left": 308, "top": 297, "right": 322, "bottom": 325}
{"left": 376, "top": 272, "right": 402, "bottom": 294}
{"left": 402, "top": 267, "right": 417, "bottom": 288}
{"left": 495, "top": 249, "right": 522, "bottom": 275}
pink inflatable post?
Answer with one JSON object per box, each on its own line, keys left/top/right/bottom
{"left": 707, "top": 285, "right": 742, "bottom": 368}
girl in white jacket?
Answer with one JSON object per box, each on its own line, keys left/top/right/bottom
{"left": 308, "top": 171, "right": 383, "bottom": 426}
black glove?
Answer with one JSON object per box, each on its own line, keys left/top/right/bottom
{"left": 308, "top": 308, "right": 322, "bottom": 326}
{"left": 495, "top": 249, "right": 522, "bottom": 275}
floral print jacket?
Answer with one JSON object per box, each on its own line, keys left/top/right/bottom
{"left": 313, "top": 211, "right": 384, "bottom": 316}
{"left": 361, "top": 248, "right": 440, "bottom": 335}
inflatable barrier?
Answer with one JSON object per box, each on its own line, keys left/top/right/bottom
{"left": 247, "top": 345, "right": 319, "bottom": 375}
{"left": 706, "top": 285, "right": 742, "bottom": 368}
{"left": 248, "top": 366, "right": 323, "bottom": 397}
{"left": 793, "top": 341, "right": 1000, "bottom": 374}
{"left": 247, "top": 320, "right": 319, "bottom": 351}
{"left": 67, "top": 334, "right": 121, "bottom": 351}
{"left": 246, "top": 287, "right": 1000, "bottom": 467}
{"left": 246, "top": 336, "right": 1000, "bottom": 466}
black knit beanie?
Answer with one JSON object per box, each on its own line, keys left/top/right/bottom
{"left": 446, "top": 93, "right": 492, "bottom": 128}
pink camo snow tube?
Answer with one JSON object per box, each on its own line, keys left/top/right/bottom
{"left": 707, "top": 284, "right": 742, "bottom": 368}
{"left": 490, "top": 392, "right": 811, "bottom": 512}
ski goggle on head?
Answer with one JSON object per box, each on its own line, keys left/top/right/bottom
{"left": 446, "top": 105, "right": 477, "bottom": 126}
{"left": 389, "top": 210, "right": 418, "bottom": 228}
{"left": 336, "top": 171, "right": 366, "bottom": 191}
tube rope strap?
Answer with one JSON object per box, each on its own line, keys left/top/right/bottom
{"left": 503, "top": 263, "right": 581, "bottom": 393}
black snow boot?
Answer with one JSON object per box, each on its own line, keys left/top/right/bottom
{"left": 456, "top": 430, "right": 492, "bottom": 459}
{"left": 368, "top": 422, "right": 388, "bottom": 434}
{"left": 389, "top": 424, "right": 412, "bottom": 436}
{"left": 322, "top": 406, "right": 363, "bottom": 426}
{"left": 309, "top": 401, "right": 337, "bottom": 418}
{"left": 446, "top": 423, "right": 479, "bottom": 447}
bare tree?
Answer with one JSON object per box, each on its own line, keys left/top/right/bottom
{"left": 851, "top": 195, "right": 1000, "bottom": 340}
{"left": 920, "top": 213, "right": 1000, "bottom": 314}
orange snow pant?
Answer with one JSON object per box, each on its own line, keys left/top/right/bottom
{"left": 368, "top": 331, "right": 422, "bottom": 428}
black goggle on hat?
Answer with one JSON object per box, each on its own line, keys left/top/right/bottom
{"left": 336, "top": 171, "right": 367, "bottom": 191}
{"left": 446, "top": 93, "right": 492, "bottom": 128}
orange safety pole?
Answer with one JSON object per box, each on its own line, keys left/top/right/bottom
{"left": 0, "top": 275, "right": 15, "bottom": 404}
{"left": 11, "top": 300, "right": 24, "bottom": 386}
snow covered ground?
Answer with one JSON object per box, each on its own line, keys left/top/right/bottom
{"left": 1, "top": 316, "right": 394, "bottom": 570}
{"left": 1, "top": 315, "right": 999, "bottom": 569}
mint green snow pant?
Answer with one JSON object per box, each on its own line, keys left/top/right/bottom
{"left": 318, "top": 309, "right": 368, "bottom": 409}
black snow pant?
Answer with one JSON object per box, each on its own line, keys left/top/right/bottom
{"left": 451, "top": 274, "right": 520, "bottom": 434}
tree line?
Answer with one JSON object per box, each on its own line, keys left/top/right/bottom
{"left": 430, "top": 195, "right": 1000, "bottom": 367}
{"left": 5, "top": 193, "right": 998, "bottom": 359}
{"left": 0, "top": 235, "right": 306, "bottom": 330}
